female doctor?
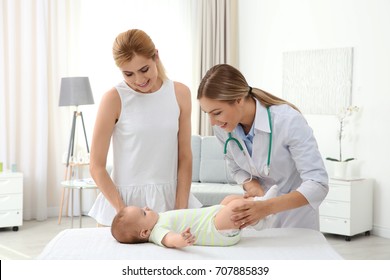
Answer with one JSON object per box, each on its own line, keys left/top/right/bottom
{"left": 197, "top": 64, "right": 329, "bottom": 230}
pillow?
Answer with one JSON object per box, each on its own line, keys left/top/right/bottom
{"left": 199, "top": 136, "right": 229, "bottom": 183}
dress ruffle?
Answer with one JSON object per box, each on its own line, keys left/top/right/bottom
{"left": 88, "top": 182, "right": 201, "bottom": 226}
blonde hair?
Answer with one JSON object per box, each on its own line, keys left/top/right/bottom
{"left": 113, "top": 29, "right": 168, "bottom": 81}
{"left": 111, "top": 208, "right": 148, "bottom": 244}
{"left": 197, "top": 64, "right": 299, "bottom": 112}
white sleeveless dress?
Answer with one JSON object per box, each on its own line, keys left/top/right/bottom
{"left": 88, "top": 79, "right": 201, "bottom": 226}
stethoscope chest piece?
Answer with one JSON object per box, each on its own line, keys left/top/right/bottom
{"left": 263, "top": 165, "right": 270, "bottom": 176}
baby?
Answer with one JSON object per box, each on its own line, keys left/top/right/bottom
{"left": 111, "top": 185, "right": 278, "bottom": 248}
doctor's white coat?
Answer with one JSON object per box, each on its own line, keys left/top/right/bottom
{"left": 213, "top": 100, "right": 329, "bottom": 230}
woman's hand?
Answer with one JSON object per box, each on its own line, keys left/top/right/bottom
{"left": 231, "top": 200, "right": 268, "bottom": 229}
{"left": 243, "top": 180, "right": 264, "bottom": 198}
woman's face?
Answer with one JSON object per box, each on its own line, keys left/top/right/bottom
{"left": 120, "top": 53, "right": 161, "bottom": 93}
{"left": 199, "top": 97, "right": 243, "bottom": 132}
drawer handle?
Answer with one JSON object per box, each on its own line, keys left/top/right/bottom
{"left": 0, "top": 195, "right": 11, "bottom": 202}
{"left": 325, "top": 201, "right": 337, "bottom": 205}
{"left": 323, "top": 217, "right": 348, "bottom": 223}
{"left": 324, "top": 217, "right": 339, "bottom": 221}
{"left": 323, "top": 201, "right": 338, "bottom": 208}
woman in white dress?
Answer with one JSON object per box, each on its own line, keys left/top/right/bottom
{"left": 89, "top": 29, "right": 201, "bottom": 226}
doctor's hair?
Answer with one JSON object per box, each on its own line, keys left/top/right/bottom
{"left": 112, "top": 29, "right": 168, "bottom": 81}
{"left": 197, "top": 64, "right": 300, "bottom": 112}
{"left": 111, "top": 207, "right": 149, "bottom": 244}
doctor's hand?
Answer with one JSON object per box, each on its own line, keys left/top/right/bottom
{"left": 231, "top": 200, "right": 269, "bottom": 229}
{"left": 243, "top": 180, "right": 265, "bottom": 198}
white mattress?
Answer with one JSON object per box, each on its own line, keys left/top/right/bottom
{"left": 37, "top": 227, "right": 342, "bottom": 260}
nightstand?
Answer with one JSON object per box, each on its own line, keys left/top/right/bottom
{"left": 58, "top": 162, "right": 89, "bottom": 225}
{"left": 319, "top": 178, "right": 373, "bottom": 241}
{"left": 0, "top": 172, "right": 23, "bottom": 231}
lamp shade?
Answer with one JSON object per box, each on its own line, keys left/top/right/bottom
{"left": 59, "top": 77, "right": 94, "bottom": 106}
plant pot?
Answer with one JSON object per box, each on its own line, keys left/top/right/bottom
{"left": 333, "top": 161, "right": 348, "bottom": 179}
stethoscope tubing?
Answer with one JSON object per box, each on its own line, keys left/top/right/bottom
{"left": 223, "top": 106, "right": 272, "bottom": 182}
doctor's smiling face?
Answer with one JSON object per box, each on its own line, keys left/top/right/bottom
{"left": 197, "top": 64, "right": 255, "bottom": 132}
{"left": 200, "top": 97, "right": 243, "bottom": 132}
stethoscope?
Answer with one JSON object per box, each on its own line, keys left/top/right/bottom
{"left": 223, "top": 106, "right": 272, "bottom": 184}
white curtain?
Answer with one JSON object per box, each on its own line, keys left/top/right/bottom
{"left": 0, "top": 0, "right": 78, "bottom": 220}
{"left": 192, "top": 0, "right": 238, "bottom": 136}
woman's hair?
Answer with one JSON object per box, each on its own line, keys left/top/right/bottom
{"left": 197, "top": 64, "right": 299, "bottom": 112}
{"left": 113, "top": 29, "right": 168, "bottom": 81}
{"left": 111, "top": 208, "right": 149, "bottom": 244}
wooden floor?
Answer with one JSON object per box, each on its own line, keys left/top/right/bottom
{"left": 1, "top": 216, "right": 390, "bottom": 260}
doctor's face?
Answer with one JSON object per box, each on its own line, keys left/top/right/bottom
{"left": 199, "top": 97, "right": 242, "bottom": 132}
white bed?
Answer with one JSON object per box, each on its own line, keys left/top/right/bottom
{"left": 37, "top": 227, "right": 342, "bottom": 260}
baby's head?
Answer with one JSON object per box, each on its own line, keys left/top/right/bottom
{"left": 111, "top": 206, "right": 158, "bottom": 244}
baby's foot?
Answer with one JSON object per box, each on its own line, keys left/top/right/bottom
{"left": 251, "top": 185, "right": 279, "bottom": 230}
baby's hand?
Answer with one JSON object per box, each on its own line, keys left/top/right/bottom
{"left": 181, "top": 227, "right": 195, "bottom": 246}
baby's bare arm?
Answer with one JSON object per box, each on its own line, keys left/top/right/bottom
{"left": 161, "top": 227, "right": 195, "bottom": 248}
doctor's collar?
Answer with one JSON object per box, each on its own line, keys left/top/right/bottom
{"left": 254, "top": 99, "right": 271, "bottom": 134}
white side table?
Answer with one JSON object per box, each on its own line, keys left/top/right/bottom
{"left": 0, "top": 172, "right": 23, "bottom": 231}
{"left": 60, "top": 179, "right": 97, "bottom": 228}
{"left": 58, "top": 162, "right": 90, "bottom": 224}
{"left": 319, "top": 178, "right": 373, "bottom": 241}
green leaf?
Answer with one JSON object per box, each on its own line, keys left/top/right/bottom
{"left": 344, "top": 158, "right": 355, "bottom": 162}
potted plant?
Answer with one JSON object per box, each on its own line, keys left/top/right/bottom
{"left": 326, "top": 105, "right": 359, "bottom": 179}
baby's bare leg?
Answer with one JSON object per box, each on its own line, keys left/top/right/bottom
{"left": 214, "top": 197, "right": 253, "bottom": 230}
{"left": 220, "top": 194, "right": 244, "bottom": 205}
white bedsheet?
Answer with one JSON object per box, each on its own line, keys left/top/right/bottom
{"left": 37, "top": 227, "right": 342, "bottom": 260}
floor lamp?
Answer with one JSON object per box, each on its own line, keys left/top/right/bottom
{"left": 58, "top": 77, "right": 94, "bottom": 224}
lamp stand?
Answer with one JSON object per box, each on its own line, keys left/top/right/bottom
{"left": 58, "top": 110, "right": 91, "bottom": 225}
{"left": 65, "top": 110, "right": 90, "bottom": 168}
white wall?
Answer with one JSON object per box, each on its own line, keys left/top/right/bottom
{"left": 238, "top": 0, "right": 390, "bottom": 238}
{"left": 73, "top": 0, "right": 194, "bottom": 144}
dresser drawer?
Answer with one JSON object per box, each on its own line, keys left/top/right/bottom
{"left": 326, "top": 185, "right": 350, "bottom": 202}
{"left": 0, "top": 178, "right": 23, "bottom": 194}
{"left": 0, "top": 210, "right": 23, "bottom": 228}
{"left": 320, "top": 216, "right": 350, "bottom": 235}
{"left": 0, "top": 194, "right": 23, "bottom": 211}
{"left": 319, "top": 200, "right": 350, "bottom": 218}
